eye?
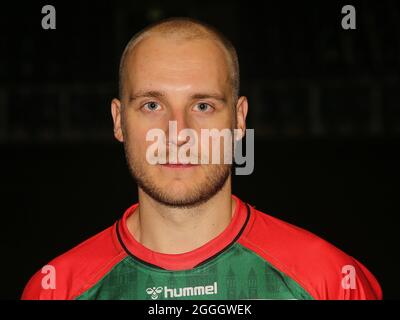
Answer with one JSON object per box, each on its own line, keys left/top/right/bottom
{"left": 142, "top": 101, "right": 161, "bottom": 112}
{"left": 193, "top": 102, "right": 213, "bottom": 113}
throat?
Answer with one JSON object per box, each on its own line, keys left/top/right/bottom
{"left": 126, "top": 197, "right": 235, "bottom": 254}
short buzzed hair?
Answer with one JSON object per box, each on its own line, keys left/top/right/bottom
{"left": 118, "top": 17, "right": 240, "bottom": 103}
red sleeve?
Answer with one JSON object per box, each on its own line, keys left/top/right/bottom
{"left": 239, "top": 206, "right": 382, "bottom": 300}
{"left": 21, "top": 225, "right": 126, "bottom": 300}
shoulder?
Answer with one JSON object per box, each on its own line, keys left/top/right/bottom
{"left": 21, "top": 224, "right": 126, "bottom": 300}
{"left": 239, "top": 205, "right": 382, "bottom": 300}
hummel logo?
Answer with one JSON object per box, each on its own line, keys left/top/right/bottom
{"left": 146, "top": 282, "right": 218, "bottom": 299}
{"left": 146, "top": 286, "right": 163, "bottom": 300}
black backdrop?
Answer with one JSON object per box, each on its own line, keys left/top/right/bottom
{"left": 1, "top": 0, "right": 399, "bottom": 299}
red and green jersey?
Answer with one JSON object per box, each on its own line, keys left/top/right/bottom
{"left": 21, "top": 195, "right": 382, "bottom": 300}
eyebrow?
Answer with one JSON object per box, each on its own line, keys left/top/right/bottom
{"left": 129, "top": 90, "right": 165, "bottom": 102}
{"left": 190, "top": 93, "right": 227, "bottom": 104}
{"left": 129, "top": 90, "right": 227, "bottom": 104}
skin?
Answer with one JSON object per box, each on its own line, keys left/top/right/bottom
{"left": 111, "top": 33, "right": 248, "bottom": 254}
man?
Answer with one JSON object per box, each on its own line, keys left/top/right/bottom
{"left": 22, "top": 17, "right": 382, "bottom": 300}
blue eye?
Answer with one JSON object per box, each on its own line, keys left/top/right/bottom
{"left": 194, "top": 103, "right": 213, "bottom": 112}
{"left": 143, "top": 102, "right": 161, "bottom": 111}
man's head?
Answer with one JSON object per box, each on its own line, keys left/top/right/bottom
{"left": 111, "top": 17, "right": 248, "bottom": 208}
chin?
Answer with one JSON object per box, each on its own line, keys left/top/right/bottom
{"left": 160, "top": 180, "right": 198, "bottom": 197}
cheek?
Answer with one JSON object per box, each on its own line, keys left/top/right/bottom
{"left": 213, "top": 116, "right": 234, "bottom": 132}
{"left": 194, "top": 109, "right": 234, "bottom": 130}
{"left": 123, "top": 122, "right": 152, "bottom": 152}
{"left": 122, "top": 111, "right": 148, "bottom": 139}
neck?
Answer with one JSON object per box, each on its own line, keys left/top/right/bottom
{"left": 126, "top": 177, "right": 235, "bottom": 254}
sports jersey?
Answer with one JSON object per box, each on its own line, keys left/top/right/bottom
{"left": 21, "top": 195, "right": 382, "bottom": 300}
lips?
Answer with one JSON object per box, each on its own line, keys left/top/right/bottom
{"left": 161, "top": 163, "right": 198, "bottom": 168}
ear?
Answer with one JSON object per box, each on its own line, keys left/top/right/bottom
{"left": 111, "top": 98, "right": 124, "bottom": 142}
{"left": 235, "top": 96, "right": 248, "bottom": 140}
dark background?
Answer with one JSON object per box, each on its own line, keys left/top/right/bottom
{"left": 0, "top": 0, "right": 399, "bottom": 299}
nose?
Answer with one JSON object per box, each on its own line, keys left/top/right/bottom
{"left": 166, "top": 109, "right": 191, "bottom": 147}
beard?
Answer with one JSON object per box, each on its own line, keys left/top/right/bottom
{"left": 123, "top": 141, "right": 231, "bottom": 209}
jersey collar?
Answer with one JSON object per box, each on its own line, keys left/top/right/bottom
{"left": 116, "top": 195, "right": 251, "bottom": 270}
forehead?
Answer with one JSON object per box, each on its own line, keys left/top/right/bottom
{"left": 124, "top": 35, "right": 231, "bottom": 94}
